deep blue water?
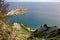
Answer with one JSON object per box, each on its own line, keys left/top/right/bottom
{"left": 7, "top": 2, "right": 60, "bottom": 29}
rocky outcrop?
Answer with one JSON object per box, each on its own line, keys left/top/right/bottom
{"left": 12, "top": 22, "right": 31, "bottom": 34}
{"left": 28, "top": 24, "right": 60, "bottom": 40}
{"left": 6, "top": 8, "right": 27, "bottom": 16}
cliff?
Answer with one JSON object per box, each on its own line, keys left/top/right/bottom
{"left": 0, "top": 20, "right": 31, "bottom": 40}
{"left": 28, "top": 24, "right": 60, "bottom": 40}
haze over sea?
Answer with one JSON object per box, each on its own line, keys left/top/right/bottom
{"left": 7, "top": 2, "right": 60, "bottom": 29}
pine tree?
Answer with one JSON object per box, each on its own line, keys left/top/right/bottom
{"left": 0, "top": 0, "right": 9, "bottom": 17}
{"left": 0, "top": 0, "right": 9, "bottom": 23}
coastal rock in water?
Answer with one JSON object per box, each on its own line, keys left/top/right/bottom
{"left": 29, "top": 24, "right": 60, "bottom": 39}
{"left": 6, "top": 8, "right": 27, "bottom": 16}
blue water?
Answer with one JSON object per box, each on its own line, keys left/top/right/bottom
{"left": 7, "top": 2, "right": 60, "bottom": 29}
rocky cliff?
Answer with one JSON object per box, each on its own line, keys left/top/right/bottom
{"left": 28, "top": 24, "right": 60, "bottom": 40}
{"left": 0, "top": 20, "right": 31, "bottom": 40}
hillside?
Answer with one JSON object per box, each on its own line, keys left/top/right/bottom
{"left": 1, "top": 18, "right": 60, "bottom": 40}
{"left": 0, "top": 18, "right": 31, "bottom": 40}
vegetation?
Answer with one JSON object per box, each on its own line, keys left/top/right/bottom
{"left": 0, "top": 0, "right": 29, "bottom": 40}
{"left": 0, "top": 0, "right": 60, "bottom": 40}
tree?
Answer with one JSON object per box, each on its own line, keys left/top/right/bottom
{"left": 0, "top": 0, "right": 9, "bottom": 17}
{"left": 0, "top": 0, "right": 9, "bottom": 24}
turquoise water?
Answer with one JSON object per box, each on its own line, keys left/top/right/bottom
{"left": 7, "top": 2, "right": 60, "bottom": 29}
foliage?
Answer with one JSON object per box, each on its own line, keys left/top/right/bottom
{"left": 0, "top": 0, "right": 9, "bottom": 16}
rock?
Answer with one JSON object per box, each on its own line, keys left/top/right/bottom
{"left": 13, "top": 22, "right": 22, "bottom": 31}
{"left": 29, "top": 24, "right": 60, "bottom": 39}
{"left": 6, "top": 8, "right": 26, "bottom": 16}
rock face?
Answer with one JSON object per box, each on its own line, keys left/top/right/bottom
{"left": 13, "top": 22, "right": 22, "bottom": 31}
{"left": 12, "top": 22, "right": 31, "bottom": 34}
{"left": 6, "top": 8, "right": 26, "bottom": 16}
{"left": 29, "top": 24, "right": 60, "bottom": 39}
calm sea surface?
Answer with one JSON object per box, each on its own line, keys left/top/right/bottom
{"left": 7, "top": 2, "right": 60, "bottom": 29}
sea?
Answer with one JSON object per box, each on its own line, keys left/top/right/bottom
{"left": 6, "top": 2, "right": 60, "bottom": 29}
